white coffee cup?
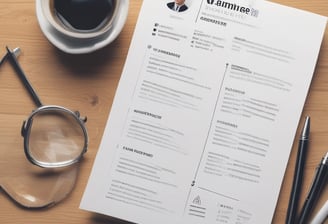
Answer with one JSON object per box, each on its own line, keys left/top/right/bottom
{"left": 36, "top": 0, "right": 129, "bottom": 54}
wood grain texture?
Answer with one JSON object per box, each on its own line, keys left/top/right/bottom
{"left": 0, "top": 1, "right": 327, "bottom": 223}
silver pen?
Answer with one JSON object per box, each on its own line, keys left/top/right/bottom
{"left": 298, "top": 151, "right": 328, "bottom": 224}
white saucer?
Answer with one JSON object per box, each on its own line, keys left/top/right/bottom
{"left": 35, "top": 0, "right": 129, "bottom": 54}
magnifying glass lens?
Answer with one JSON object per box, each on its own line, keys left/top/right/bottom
{"left": 27, "top": 109, "right": 86, "bottom": 167}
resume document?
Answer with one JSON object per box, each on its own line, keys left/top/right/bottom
{"left": 80, "top": 0, "right": 327, "bottom": 223}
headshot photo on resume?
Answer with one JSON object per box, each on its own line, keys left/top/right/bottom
{"left": 167, "top": 0, "right": 189, "bottom": 12}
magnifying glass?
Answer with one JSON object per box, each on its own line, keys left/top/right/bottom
{"left": 0, "top": 46, "right": 88, "bottom": 208}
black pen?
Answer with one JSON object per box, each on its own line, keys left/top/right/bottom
{"left": 298, "top": 151, "right": 328, "bottom": 224}
{"left": 286, "top": 116, "right": 310, "bottom": 224}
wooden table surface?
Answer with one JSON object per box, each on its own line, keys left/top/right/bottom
{"left": 0, "top": 1, "right": 327, "bottom": 223}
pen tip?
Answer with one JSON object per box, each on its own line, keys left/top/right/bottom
{"left": 324, "top": 151, "right": 328, "bottom": 162}
{"left": 301, "top": 116, "right": 310, "bottom": 139}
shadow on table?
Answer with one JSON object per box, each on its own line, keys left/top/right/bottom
{"left": 91, "top": 213, "right": 135, "bottom": 224}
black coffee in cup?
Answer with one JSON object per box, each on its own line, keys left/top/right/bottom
{"left": 54, "top": 0, "right": 116, "bottom": 31}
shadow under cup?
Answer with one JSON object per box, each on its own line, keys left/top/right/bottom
{"left": 41, "top": 0, "right": 118, "bottom": 39}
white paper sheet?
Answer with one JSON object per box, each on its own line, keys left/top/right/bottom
{"left": 80, "top": 0, "right": 327, "bottom": 223}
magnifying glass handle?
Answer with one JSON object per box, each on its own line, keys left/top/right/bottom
{"left": 5, "top": 46, "right": 43, "bottom": 107}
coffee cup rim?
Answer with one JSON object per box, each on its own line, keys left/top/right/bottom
{"left": 40, "top": 0, "right": 119, "bottom": 40}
